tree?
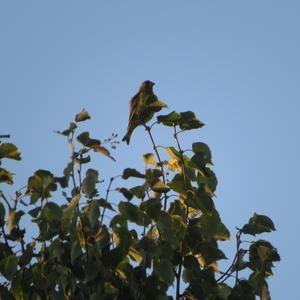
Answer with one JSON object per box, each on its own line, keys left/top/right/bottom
{"left": 0, "top": 96, "right": 279, "bottom": 299}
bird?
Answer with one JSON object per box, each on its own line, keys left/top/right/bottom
{"left": 122, "top": 80, "right": 166, "bottom": 144}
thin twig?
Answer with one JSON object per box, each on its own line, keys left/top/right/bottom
{"left": 100, "top": 177, "right": 114, "bottom": 225}
{"left": 216, "top": 230, "right": 242, "bottom": 284}
{"left": 78, "top": 153, "right": 83, "bottom": 192}
{"left": 235, "top": 231, "right": 242, "bottom": 285}
{"left": 173, "top": 125, "right": 189, "bottom": 300}
{"left": 217, "top": 252, "right": 238, "bottom": 283}
{"left": 144, "top": 125, "right": 168, "bottom": 210}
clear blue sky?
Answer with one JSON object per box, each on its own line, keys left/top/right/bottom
{"left": 1, "top": 1, "right": 299, "bottom": 298}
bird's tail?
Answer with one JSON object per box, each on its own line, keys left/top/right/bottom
{"left": 122, "top": 130, "right": 132, "bottom": 145}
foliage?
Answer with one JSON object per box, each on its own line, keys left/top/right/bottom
{"left": 0, "top": 96, "right": 279, "bottom": 299}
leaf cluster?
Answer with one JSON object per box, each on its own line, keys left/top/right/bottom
{"left": 0, "top": 100, "right": 279, "bottom": 299}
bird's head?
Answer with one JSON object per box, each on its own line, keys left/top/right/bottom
{"left": 139, "top": 80, "right": 155, "bottom": 93}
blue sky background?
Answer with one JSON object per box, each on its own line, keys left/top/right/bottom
{"left": 1, "top": 1, "right": 299, "bottom": 298}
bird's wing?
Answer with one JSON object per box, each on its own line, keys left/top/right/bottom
{"left": 128, "top": 92, "right": 140, "bottom": 122}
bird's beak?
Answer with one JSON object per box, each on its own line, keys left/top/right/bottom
{"left": 151, "top": 82, "right": 155, "bottom": 86}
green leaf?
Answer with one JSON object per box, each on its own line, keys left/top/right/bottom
{"left": 75, "top": 154, "right": 91, "bottom": 164}
{"left": 199, "top": 209, "right": 230, "bottom": 240}
{"left": 191, "top": 189, "right": 214, "bottom": 214}
{"left": 0, "top": 167, "right": 13, "bottom": 184}
{"left": 229, "top": 280, "right": 255, "bottom": 300}
{"left": 75, "top": 109, "right": 91, "bottom": 122}
{"left": 248, "top": 240, "right": 280, "bottom": 276}
{"left": 122, "top": 168, "right": 145, "bottom": 179}
{"left": 41, "top": 202, "right": 63, "bottom": 222}
{"left": 113, "top": 226, "right": 132, "bottom": 251}
{"left": 82, "top": 169, "right": 99, "bottom": 198}
{"left": 168, "top": 200, "right": 186, "bottom": 219}
{"left": 242, "top": 213, "right": 276, "bottom": 236}
{"left": 117, "top": 187, "right": 133, "bottom": 201}
{"left": 157, "top": 211, "right": 179, "bottom": 247}
{"left": 168, "top": 174, "right": 186, "bottom": 194}
{"left": 71, "top": 240, "right": 82, "bottom": 264}
{"left": 153, "top": 258, "right": 175, "bottom": 286}
{"left": 95, "top": 225, "right": 110, "bottom": 250}
{"left": 27, "top": 207, "right": 40, "bottom": 218}
{"left": 119, "top": 202, "right": 151, "bottom": 226}
{"left": 249, "top": 272, "right": 270, "bottom": 300}
{"left": 157, "top": 111, "right": 204, "bottom": 130}
{"left": 157, "top": 111, "right": 182, "bottom": 126}
{"left": 192, "top": 142, "right": 212, "bottom": 165}
{"left": 0, "top": 255, "right": 19, "bottom": 280}
{"left": 129, "top": 185, "right": 146, "bottom": 199}
{"left": 0, "top": 202, "right": 5, "bottom": 226}
{"left": 217, "top": 283, "right": 231, "bottom": 299}
{"left": 77, "top": 131, "right": 100, "bottom": 147}
{"left": 0, "top": 143, "right": 21, "bottom": 160}
{"left": 196, "top": 168, "right": 218, "bottom": 195}
{"left": 63, "top": 161, "right": 74, "bottom": 184}
{"left": 179, "top": 111, "right": 205, "bottom": 130}
{"left": 26, "top": 169, "right": 57, "bottom": 204}
{"left": 86, "top": 200, "right": 100, "bottom": 227}
{"left": 54, "top": 176, "right": 68, "bottom": 188}
{"left": 97, "top": 198, "right": 115, "bottom": 211}
{"left": 55, "top": 122, "right": 77, "bottom": 136}
{"left": 140, "top": 197, "right": 162, "bottom": 220}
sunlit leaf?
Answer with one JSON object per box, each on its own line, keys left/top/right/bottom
{"left": 142, "top": 153, "right": 157, "bottom": 166}
{"left": 63, "top": 194, "right": 81, "bottom": 221}
{"left": 151, "top": 180, "right": 170, "bottom": 193}
{"left": 147, "top": 100, "right": 168, "bottom": 111}
{"left": 129, "top": 246, "right": 143, "bottom": 263}
{"left": 93, "top": 145, "right": 116, "bottom": 161}
{"left": 0, "top": 167, "right": 14, "bottom": 184}
{"left": 8, "top": 209, "right": 24, "bottom": 233}
{"left": 75, "top": 109, "right": 91, "bottom": 122}
{"left": 0, "top": 143, "right": 21, "bottom": 161}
